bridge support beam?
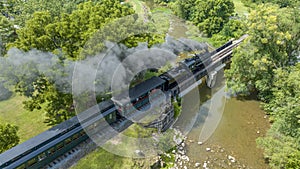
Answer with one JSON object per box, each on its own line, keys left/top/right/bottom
{"left": 206, "top": 71, "right": 218, "bottom": 88}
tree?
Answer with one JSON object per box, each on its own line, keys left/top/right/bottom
{"left": 241, "top": 0, "right": 299, "bottom": 8}
{"left": 171, "top": 0, "right": 235, "bottom": 37}
{"left": 225, "top": 5, "right": 300, "bottom": 101}
{"left": 0, "top": 15, "right": 16, "bottom": 55}
{"left": 0, "top": 123, "right": 19, "bottom": 153}
{"left": 23, "top": 78, "right": 75, "bottom": 125}
{"left": 257, "top": 64, "right": 300, "bottom": 169}
{"left": 191, "top": 0, "right": 235, "bottom": 37}
{"left": 170, "top": 0, "right": 196, "bottom": 20}
{"left": 211, "top": 19, "right": 246, "bottom": 47}
{"left": 10, "top": 1, "right": 135, "bottom": 59}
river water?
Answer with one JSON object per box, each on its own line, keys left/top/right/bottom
{"left": 173, "top": 71, "right": 270, "bottom": 169}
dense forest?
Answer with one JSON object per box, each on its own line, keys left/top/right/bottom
{"left": 0, "top": 0, "right": 299, "bottom": 168}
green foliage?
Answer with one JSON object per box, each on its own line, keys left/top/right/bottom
{"left": 225, "top": 5, "right": 300, "bottom": 101}
{"left": 211, "top": 19, "right": 246, "bottom": 47}
{"left": 257, "top": 121, "right": 300, "bottom": 168}
{"left": 10, "top": 1, "right": 135, "bottom": 59}
{"left": 263, "top": 65, "right": 300, "bottom": 139}
{"left": 171, "top": 0, "right": 235, "bottom": 37}
{"left": 172, "top": 98, "right": 181, "bottom": 118}
{"left": 191, "top": 0, "right": 235, "bottom": 37}
{"left": 170, "top": 0, "right": 195, "bottom": 20}
{"left": 0, "top": 15, "right": 16, "bottom": 55}
{"left": 0, "top": 123, "right": 19, "bottom": 153}
{"left": 241, "top": 0, "right": 299, "bottom": 8}
{"left": 1, "top": 0, "right": 100, "bottom": 27}
{"left": 23, "top": 78, "right": 74, "bottom": 125}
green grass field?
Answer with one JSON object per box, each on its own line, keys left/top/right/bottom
{"left": 71, "top": 148, "right": 137, "bottom": 169}
{"left": 0, "top": 94, "right": 50, "bottom": 143}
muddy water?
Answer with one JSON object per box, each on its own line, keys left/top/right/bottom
{"left": 176, "top": 73, "right": 270, "bottom": 169}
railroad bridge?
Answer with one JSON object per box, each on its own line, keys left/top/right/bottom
{"left": 0, "top": 35, "right": 248, "bottom": 169}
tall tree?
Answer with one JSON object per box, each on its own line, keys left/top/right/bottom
{"left": 191, "top": 0, "right": 235, "bottom": 37}
{"left": 0, "top": 123, "right": 19, "bottom": 153}
{"left": 257, "top": 64, "right": 300, "bottom": 169}
{"left": 225, "top": 5, "right": 300, "bottom": 101}
{"left": 211, "top": 19, "right": 246, "bottom": 47}
{"left": 10, "top": 1, "right": 135, "bottom": 59}
{"left": 0, "top": 15, "right": 16, "bottom": 55}
{"left": 171, "top": 0, "right": 235, "bottom": 37}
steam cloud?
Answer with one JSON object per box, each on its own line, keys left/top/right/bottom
{"left": 0, "top": 36, "right": 208, "bottom": 98}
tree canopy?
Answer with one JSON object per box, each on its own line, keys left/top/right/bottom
{"left": 225, "top": 4, "right": 300, "bottom": 101}
{"left": 10, "top": 1, "right": 135, "bottom": 59}
{"left": 257, "top": 64, "right": 300, "bottom": 168}
{"left": 170, "top": 0, "right": 235, "bottom": 37}
{"left": 0, "top": 123, "right": 19, "bottom": 153}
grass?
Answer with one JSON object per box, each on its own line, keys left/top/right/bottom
{"left": 71, "top": 148, "right": 137, "bottom": 169}
{"left": 122, "top": 123, "right": 156, "bottom": 138}
{"left": 232, "top": 0, "right": 249, "bottom": 15}
{"left": 0, "top": 93, "right": 50, "bottom": 143}
{"left": 71, "top": 124, "right": 158, "bottom": 169}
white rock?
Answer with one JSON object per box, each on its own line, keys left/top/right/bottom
{"left": 206, "top": 148, "right": 211, "bottom": 152}
{"left": 203, "top": 162, "right": 208, "bottom": 168}
{"left": 186, "top": 156, "right": 190, "bottom": 162}
{"left": 198, "top": 142, "right": 203, "bottom": 145}
{"left": 228, "top": 155, "right": 236, "bottom": 163}
{"left": 257, "top": 131, "right": 260, "bottom": 134}
{"left": 183, "top": 166, "right": 187, "bottom": 169}
{"left": 182, "top": 142, "right": 185, "bottom": 147}
{"left": 195, "top": 162, "right": 201, "bottom": 167}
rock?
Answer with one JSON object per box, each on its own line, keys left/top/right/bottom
{"left": 172, "top": 150, "right": 176, "bottom": 154}
{"left": 195, "top": 163, "right": 201, "bottom": 168}
{"left": 178, "top": 150, "right": 185, "bottom": 155}
{"left": 228, "top": 155, "right": 236, "bottom": 163}
{"left": 183, "top": 166, "right": 187, "bottom": 169}
{"left": 182, "top": 143, "right": 185, "bottom": 147}
{"left": 203, "top": 162, "right": 208, "bottom": 168}
{"left": 135, "top": 150, "right": 145, "bottom": 156}
{"left": 206, "top": 148, "right": 211, "bottom": 152}
{"left": 257, "top": 131, "right": 260, "bottom": 134}
{"left": 197, "top": 141, "right": 203, "bottom": 145}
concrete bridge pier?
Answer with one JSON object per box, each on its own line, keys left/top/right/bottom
{"left": 206, "top": 70, "right": 218, "bottom": 88}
